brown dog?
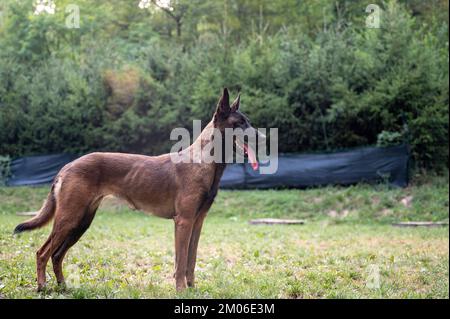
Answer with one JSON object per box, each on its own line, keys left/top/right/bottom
{"left": 14, "top": 88, "right": 261, "bottom": 292}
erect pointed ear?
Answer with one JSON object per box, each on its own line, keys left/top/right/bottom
{"left": 230, "top": 93, "right": 240, "bottom": 112}
{"left": 215, "top": 88, "right": 230, "bottom": 118}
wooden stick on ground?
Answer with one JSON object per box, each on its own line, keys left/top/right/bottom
{"left": 249, "top": 218, "right": 305, "bottom": 225}
{"left": 392, "top": 221, "right": 448, "bottom": 228}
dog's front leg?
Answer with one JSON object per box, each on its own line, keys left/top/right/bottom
{"left": 174, "top": 215, "right": 194, "bottom": 292}
{"left": 186, "top": 211, "right": 207, "bottom": 287}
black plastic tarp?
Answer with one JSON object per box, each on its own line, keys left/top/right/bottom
{"left": 226, "top": 144, "right": 410, "bottom": 189}
{"left": 6, "top": 144, "right": 409, "bottom": 188}
{"left": 7, "top": 154, "right": 78, "bottom": 186}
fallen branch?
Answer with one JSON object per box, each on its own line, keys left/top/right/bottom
{"left": 249, "top": 218, "right": 305, "bottom": 225}
{"left": 392, "top": 221, "right": 448, "bottom": 228}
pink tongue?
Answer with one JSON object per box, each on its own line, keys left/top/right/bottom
{"left": 243, "top": 144, "right": 259, "bottom": 171}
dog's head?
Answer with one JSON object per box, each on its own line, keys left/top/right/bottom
{"left": 213, "top": 88, "right": 265, "bottom": 170}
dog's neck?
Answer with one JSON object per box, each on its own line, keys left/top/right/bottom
{"left": 187, "top": 120, "right": 226, "bottom": 165}
{"left": 192, "top": 120, "right": 215, "bottom": 146}
{"left": 189, "top": 120, "right": 227, "bottom": 195}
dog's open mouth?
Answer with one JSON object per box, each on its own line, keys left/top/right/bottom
{"left": 236, "top": 141, "right": 259, "bottom": 171}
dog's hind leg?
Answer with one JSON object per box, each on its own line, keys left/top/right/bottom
{"left": 35, "top": 219, "right": 80, "bottom": 291}
{"left": 51, "top": 198, "right": 101, "bottom": 286}
{"left": 36, "top": 235, "right": 53, "bottom": 291}
{"left": 51, "top": 215, "right": 94, "bottom": 286}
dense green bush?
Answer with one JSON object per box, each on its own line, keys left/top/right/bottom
{"left": 0, "top": 0, "right": 448, "bottom": 170}
{"left": 0, "top": 155, "right": 11, "bottom": 185}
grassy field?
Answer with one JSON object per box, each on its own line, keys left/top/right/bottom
{"left": 0, "top": 176, "right": 448, "bottom": 299}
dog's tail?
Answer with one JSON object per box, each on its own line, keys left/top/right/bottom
{"left": 14, "top": 185, "right": 57, "bottom": 234}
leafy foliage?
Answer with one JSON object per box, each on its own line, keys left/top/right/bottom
{"left": 0, "top": 155, "right": 11, "bottom": 186}
{"left": 0, "top": 0, "right": 448, "bottom": 169}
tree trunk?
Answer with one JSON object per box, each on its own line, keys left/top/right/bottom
{"left": 176, "top": 19, "right": 182, "bottom": 37}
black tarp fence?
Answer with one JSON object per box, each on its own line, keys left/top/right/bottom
{"left": 6, "top": 144, "right": 410, "bottom": 188}
{"left": 7, "top": 153, "right": 78, "bottom": 187}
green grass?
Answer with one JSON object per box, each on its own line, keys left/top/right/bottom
{"left": 0, "top": 176, "right": 448, "bottom": 299}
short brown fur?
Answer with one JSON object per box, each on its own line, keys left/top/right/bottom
{"left": 15, "top": 88, "right": 258, "bottom": 291}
